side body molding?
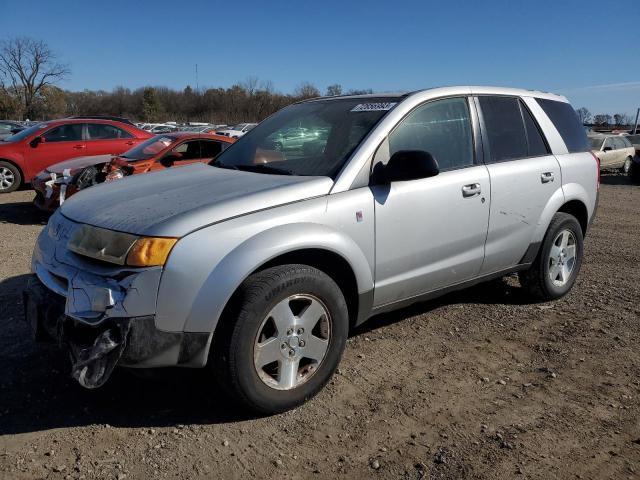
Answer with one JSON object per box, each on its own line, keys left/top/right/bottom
{"left": 155, "top": 199, "right": 375, "bottom": 335}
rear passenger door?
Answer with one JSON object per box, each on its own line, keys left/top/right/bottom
{"left": 85, "top": 123, "right": 136, "bottom": 156}
{"left": 373, "top": 97, "right": 490, "bottom": 306}
{"left": 476, "top": 96, "right": 563, "bottom": 274}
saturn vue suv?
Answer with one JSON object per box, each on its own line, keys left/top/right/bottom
{"left": 25, "top": 86, "right": 598, "bottom": 413}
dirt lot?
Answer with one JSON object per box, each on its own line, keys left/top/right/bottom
{"left": 1, "top": 174, "right": 639, "bottom": 480}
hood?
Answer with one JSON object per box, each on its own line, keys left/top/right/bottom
{"left": 46, "top": 155, "right": 114, "bottom": 174}
{"left": 60, "top": 163, "right": 334, "bottom": 237}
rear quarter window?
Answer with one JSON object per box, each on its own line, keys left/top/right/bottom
{"left": 536, "top": 99, "right": 589, "bottom": 153}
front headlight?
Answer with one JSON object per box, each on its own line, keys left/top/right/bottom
{"left": 67, "top": 224, "right": 177, "bottom": 266}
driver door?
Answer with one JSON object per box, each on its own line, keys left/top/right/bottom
{"left": 372, "top": 97, "right": 490, "bottom": 307}
{"left": 25, "top": 123, "right": 86, "bottom": 178}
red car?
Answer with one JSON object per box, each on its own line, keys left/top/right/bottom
{"left": 0, "top": 118, "right": 152, "bottom": 193}
{"left": 32, "top": 132, "right": 235, "bottom": 211}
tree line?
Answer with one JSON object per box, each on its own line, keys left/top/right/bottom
{"left": 575, "top": 107, "right": 637, "bottom": 128}
{"left": 0, "top": 37, "right": 372, "bottom": 123}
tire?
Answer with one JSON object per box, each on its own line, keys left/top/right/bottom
{"left": 631, "top": 160, "right": 640, "bottom": 185}
{"left": 211, "top": 264, "right": 349, "bottom": 414}
{"left": 622, "top": 156, "right": 633, "bottom": 175}
{"left": 519, "top": 212, "right": 584, "bottom": 301}
{"left": 0, "top": 161, "right": 22, "bottom": 193}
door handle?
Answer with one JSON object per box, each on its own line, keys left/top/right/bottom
{"left": 462, "top": 183, "right": 481, "bottom": 197}
{"left": 541, "top": 172, "right": 554, "bottom": 183}
{"left": 126, "top": 141, "right": 135, "bottom": 145}
{"left": 73, "top": 144, "right": 85, "bottom": 150}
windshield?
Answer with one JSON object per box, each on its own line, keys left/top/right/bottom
{"left": 121, "top": 136, "right": 177, "bottom": 160}
{"left": 3, "top": 123, "right": 46, "bottom": 142}
{"left": 588, "top": 137, "right": 603, "bottom": 150}
{"left": 212, "top": 98, "right": 397, "bottom": 177}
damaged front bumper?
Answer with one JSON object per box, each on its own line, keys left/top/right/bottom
{"left": 25, "top": 211, "right": 210, "bottom": 388}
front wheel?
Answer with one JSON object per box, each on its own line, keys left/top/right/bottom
{"left": 211, "top": 264, "right": 349, "bottom": 414}
{"left": 519, "top": 212, "right": 584, "bottom": 301}
{"left": 623, "top": 156, "right": 633, "bottom": 175}
{"left": 0, "top": 161, "right": 21, "bottom": 193}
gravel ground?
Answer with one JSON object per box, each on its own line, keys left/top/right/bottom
{"left": 1, "top": 174, "right": 639, "bottom": 480}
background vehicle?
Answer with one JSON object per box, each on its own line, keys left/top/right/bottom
{"left": 33, "top": 132, "right": 234, "bottom": 210}
{"left": 0, "top": 118, "right": 152, "bottom": 193}
{"left": 0, "top": 120, "right": 25, "bottom": 140}
{"left": 627, "top": 134, "right": 640, "bottom": 183}
{"left": 26, "top": 87, "right": 597, "bottom": 414}
{"left": 215, "top": 123, "right": 257, "bottom": 138}
{"left": 589, "top": 134, "right": 635, "bottom": 173}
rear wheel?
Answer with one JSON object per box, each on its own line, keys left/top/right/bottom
{"left": 623, "top": 156, "right": 633, "bottom": 175}
{"left": 211, "top": 264, "right": 348, "bottom": 414}
{"left": 0, "top": 161, "right": 21, "bottom": 193}
{"left": 519, "top": 212, "right": 584, "bottom": 301}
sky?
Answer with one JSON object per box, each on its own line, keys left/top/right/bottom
{"left": 1, "top": 0, "right": 639, "bottom": 116}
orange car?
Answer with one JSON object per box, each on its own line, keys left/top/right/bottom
{"left": 33, "top": 132, "right": 235, "bottom": 211}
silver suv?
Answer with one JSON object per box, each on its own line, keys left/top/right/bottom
{"left": 25, "top": 86, "right": 598, "bottom": 413}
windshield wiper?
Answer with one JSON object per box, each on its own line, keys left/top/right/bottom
{"left": 234, "top": 164, "right": 294, "bottom": 175}
{"left": 211, "top": 160, "right": 239, "bottom": 170}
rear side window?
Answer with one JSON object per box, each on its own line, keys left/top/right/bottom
{"left": 478, "top": 96, "right": 528, "bottom": 162}
{"left": 87, "top": 123, "right": 133, "bottom": 140}
{"left": 200, "top": 140, "right": 224, "bottom": 158}
{"left": 478, "top": 96, "right": 550, "bottom": 162}
{"left": 521, "top": 103, "right": 549, "bottom": 156}
{"left": 536, "top": 98, "right": 589, "bottom": 152}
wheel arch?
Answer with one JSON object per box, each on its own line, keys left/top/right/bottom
{"left": 0, "top": 158, "right": 25, "bottom": 186}
{"left": 557, "top": 199, "right": 588, "bottom": 236}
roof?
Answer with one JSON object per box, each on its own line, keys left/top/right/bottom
{"left": 305, "top": 85, "right": 568, "bottom": 103}
{"left": 164, "top": 132, "right": 235, "bottom": 143}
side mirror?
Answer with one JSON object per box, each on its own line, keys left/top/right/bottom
{"left": 603, "top": 146, "right": 613, "bottom": 152}
{"left": 373, "top": 150, "right": 440, "bottom": 184}
{"left": 30, "top": 136, "right": 45, "bottom": 148}
{"left": 159, "top": 152, "right": 182, "bottom": 167}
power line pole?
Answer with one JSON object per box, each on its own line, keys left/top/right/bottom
{"left": 195, "top": 63, "right": 199, "bottom": 93}
{"left": 633, "top": 107, "right": 639, "bottom": 135}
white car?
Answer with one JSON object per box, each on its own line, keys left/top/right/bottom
{"left": 589, "top": 134, "right": 636, "bottom": 173}
{"left": 216, "top": 123, "right": 257, "bottom": 138}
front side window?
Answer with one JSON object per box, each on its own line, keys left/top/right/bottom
{"left": 172, "top": 140, "right": 202, "bottom": 160}
{"left": 87, "top": 123, "right": 133, "bottom": 140}
{"left": 603, "top": 138, "right": 614, "bottom": 150}
{"left": 388, "top": 97, "right": 473, "bottom": 171}
{"left": 43, "top": 124, "right": 83, "bottom": 143}
{"left": 213, "top": 98, "right": 395, "bottom": 177}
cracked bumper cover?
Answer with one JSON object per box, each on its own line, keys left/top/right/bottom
{"left": 26, "top": 211, "right": 210, "bottom": 388}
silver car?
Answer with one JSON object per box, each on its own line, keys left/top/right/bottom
{"left": 25, "top": 86, "right": 598, "bottom": 413}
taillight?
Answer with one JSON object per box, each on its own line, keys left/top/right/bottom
{"left": 591, "top": 152, "right": 600, "bottom": 191}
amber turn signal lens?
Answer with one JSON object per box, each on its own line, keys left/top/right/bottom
{"left": 126, "top": 237, "right": 177, "bottom": 266}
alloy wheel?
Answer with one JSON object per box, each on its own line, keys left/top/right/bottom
{"left": 253, "top": 294, "right": 331, "bottom": 390}
{"left": 548, "top": 229, "right": 577, "bottom": 287}
{"left": 0, "top": 166, "right": 15, "bottom": 191}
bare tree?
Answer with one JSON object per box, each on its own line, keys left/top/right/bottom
{"left": 0, "top": 37, "right": 70, "bottom": 119}
{"left": 294, "top": 82, "right": 321, "bottom": 99}
{"left": 326, "top": 84, "right": 343, "bottom": 96}
{"left": 575, "top": 107, "right": 591, "bottom": 125}
{"left": 613, "top": 113, "right": 631, "bottom": 127}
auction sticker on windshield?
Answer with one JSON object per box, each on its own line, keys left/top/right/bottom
{"left": 350, "top": 102, "right": 397, "bottom": 112}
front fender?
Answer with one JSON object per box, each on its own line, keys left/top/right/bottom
{"left": 186, "top": 223, "right": 373, "bottom": 333}
{"left": 155, "top": 203, "right": 374, "bottom": 336}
